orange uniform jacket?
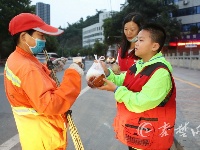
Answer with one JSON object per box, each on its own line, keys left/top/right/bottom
{"left": 4, "top": 46, "right": 82, "bottom": 150}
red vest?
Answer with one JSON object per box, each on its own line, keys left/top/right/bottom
{"left": 113, "top": 63, "right": 176, "bottom": 149}
{"left": 118, "top": 48, "right": 138, "bottom": 71}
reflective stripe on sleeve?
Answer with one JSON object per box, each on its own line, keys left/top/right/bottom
{"left": 12, "top": 106, "right": 40, "bottom": 116}
{"left": 5, "top": 63, "right": 21, "bottom": 87}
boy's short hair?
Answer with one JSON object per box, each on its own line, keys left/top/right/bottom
{"left": 141, "top": 23, "right": 166, "bottom": 52}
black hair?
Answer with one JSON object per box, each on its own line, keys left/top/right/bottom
{"left": 13, "top": 29, "right": 35, "bottom": 46}
{"left": 121, "top": 12, "right": 144, "bottom": 58}
{"left": 141, "top": 23, "right": 166, "bottom": 52}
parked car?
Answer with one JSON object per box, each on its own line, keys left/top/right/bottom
{"left": 48, "top": 53, "right": 60, "bottom": 61}
{"left": 36, "top": 52, "right": 59, "bottom": 63}
{"left": 35, "top": 53, "right": 46, "bottom": 63}
{"left": 68, "top": 57, "right": 73, "bottom": 60}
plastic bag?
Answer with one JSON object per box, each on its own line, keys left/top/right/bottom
{"left": 86, "top": 55, "right": 105, "bottom": 88}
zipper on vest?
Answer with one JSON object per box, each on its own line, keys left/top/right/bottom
{"left": 125, "top": 124, "right": 151, "bottom": 131}
{"left": 138, "top": 117, "right": 158, "bottom": 124}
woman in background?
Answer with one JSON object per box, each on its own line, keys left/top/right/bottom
{"left": 117, "top": 12, "right": 144, "bottom": 71}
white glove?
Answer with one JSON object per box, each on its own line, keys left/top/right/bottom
{"left": 61, "top": 57, "right": 67, "bottom": 63}
{"left": 69, "top": 63, "right": 84, "bottom": 76}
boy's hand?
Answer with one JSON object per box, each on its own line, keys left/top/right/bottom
{"left": 87, "top": 76, "right": 96, "bottom": 88}
{"left": 98, "top": 78, "right": 117, "bottom": 92}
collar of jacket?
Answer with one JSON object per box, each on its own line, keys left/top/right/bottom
{"left": 15, "top": 46, "right": 39, "bottom": 62}
{"left": 15, "top": 46, "right": 35, "bottom": 58}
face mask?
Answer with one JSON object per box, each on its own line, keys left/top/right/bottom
{"left": 26, "top": 37, "right": 46, "bottom": 55}
{"left": 127, "top": 36, "right": 138, "bottom": 43}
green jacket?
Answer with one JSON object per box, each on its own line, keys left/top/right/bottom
{"left": 107, "top": 52, "right": 173, "bottom": 113}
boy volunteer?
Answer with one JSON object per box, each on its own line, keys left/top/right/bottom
{"left": 98, "top": 23, "right": 176, "bottom": 150}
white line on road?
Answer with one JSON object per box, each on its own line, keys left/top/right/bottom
{"left": 79, "top": 86, "right": 90, "bottom": 97}
{"left": 0, "top": 86, "right": 91, "bottom": 150}
{"left": 0, "top": 134, "right": 19, "bottom": 150}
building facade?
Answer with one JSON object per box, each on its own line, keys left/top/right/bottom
{"left": 173, "top": 0, "right": 200, "bottom": 34}
{"left": 36, "top": 2, "right": 50, "bottom": 25}
{"left": 170, "top": 0, "right": 200, "bottom": 52}
{"left": 82, "top": 10, "right": 112, "bottom": 48}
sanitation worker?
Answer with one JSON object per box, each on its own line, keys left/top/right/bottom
{"left": 4, "top": 13, "right": 84, "bottom": 150}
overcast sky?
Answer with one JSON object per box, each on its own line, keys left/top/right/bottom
{"left": 31, "top": 0, "right": 125, "bottom": 28}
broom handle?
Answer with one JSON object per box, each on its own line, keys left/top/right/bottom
{"left": 43, "top": 49, "right": 84, "bottom": 150}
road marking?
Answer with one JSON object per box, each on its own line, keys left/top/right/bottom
{"left": 174, "top": 77, "right": 200, "bottom": 89}
{"left": 78, "top": 86, "right": 90, "bottom": 97}
{"left": 103, "top": 122, "right": 111, "bottom": 129}
{"left": 0, "top": 86, "right": 90, "bottom": 150}
{"left": 176, "top": 89, "right": 192, "bottom": 91}
{"left": 0, "top": 134, "right": 19, "bottom": 150}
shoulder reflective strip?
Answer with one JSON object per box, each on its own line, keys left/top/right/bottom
{"left": 5, "top": 63, "right": 21, "bottom": 87}
{"left": 12, "top": 106, "right": 40, "bottom": 116}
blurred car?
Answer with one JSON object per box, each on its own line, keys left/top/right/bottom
{"left": 68, "top": 57, "right": 73, "bottom": 60}
{"left": 35, "top": 53, "right": 46, "bottom": 63}
{"left": 106, "top": 56, "right": 115, "bottom": 64}
{"left": 47, "top": 53, "right": 59, "bottom": 61}
{"left": 36, "top": 52, "right": 59, "bottom": 63}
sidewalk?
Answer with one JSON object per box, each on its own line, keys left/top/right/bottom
{"left": 172, "top": 67, "right": 200, "bottom": 150}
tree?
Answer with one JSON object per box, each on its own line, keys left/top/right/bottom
{"left": 0, "top": 0, "right": 34, "bottom": 58}
{"left": 126, "top": 0, "right": 182, "bottom": 43}
{"left": 93, "top": 41, "right": 107, "bottom": 57}
{"left": 57, "top": 11, "right": 104, "bottom": 57}
{"left": 190, "top": 26, "right": 199, "bottom": 34}
{"left": 45, "top": 36, "right": 59, "bottom": 53}
{"left": 1, "top": 37, "right": 14, "bottom": 59}
{"left": 103, "top": 11, "right": 125, "bottom": 45}
{"left": 103, "top": 0, "right": 182, "bottom": 45}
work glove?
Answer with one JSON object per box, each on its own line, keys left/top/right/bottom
{"left": 52, "top": 58, "right": 67, "bottom": 72}
{"left": 68, "top": 57, "right": 84, "bottom": 76}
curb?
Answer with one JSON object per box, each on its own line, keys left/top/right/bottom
{"left": 173, "top": 138, "right": 184, "bottom": 150}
